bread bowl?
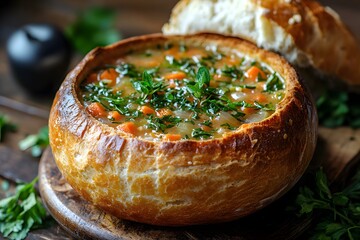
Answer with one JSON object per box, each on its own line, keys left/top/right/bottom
{"left": 163, "top": 0, "right": 360, "bottom": 91}
{"left": 49, "top": 33, "right": 317, "bottom": 226}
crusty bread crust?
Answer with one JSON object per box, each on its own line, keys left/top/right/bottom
{"left": 163, "top": 0, "right": 360, "bottom": 91}
{"left": 49, "top": 33, "right": 317, "bottom": 226}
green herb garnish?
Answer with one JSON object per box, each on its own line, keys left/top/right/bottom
{"left": 317, "top": 90, "right": 360, "bottom": 128}
{"left": 65, "top": 7, "right": 122, "bottom": 54}
{"left": 264, "top": 73, "right": 284, "bottom": 92}
{"left": 253, "top": 101, "right": 275, "bottom": 111}
{"left": 221, "top": 65, "right": 243, "bottom": 79}
{"left": 191, "top": 128, "right": 213, "bottom": 139}
{"left": 0, "top": 177, "right": 47, "bottom": 240}
{"left": 187, "top": 66, "right": 210, "bottom": 98}
{"left": 116, "top": 63, "right": 140, "bottom": 78}
{"left": 132, "top": 71, "right": 167, "bottom": 100}
{"left": 0, "top": 113, "right": 17, "bottom": 142}
{"left": 80, "top": 45, "right": 285, "bottom": 139}
{"left": 19, "top": 126, "right": 49, "bottom": 157}
{"left": 293, "top": 168, "right": 360, "bottom": 239}
{"left": 146, "top": 115, "right": 182, "bottom": 133}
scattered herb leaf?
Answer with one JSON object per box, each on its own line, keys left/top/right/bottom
{"left": 317, "top": 90, "right": 360, "bottom": 128}
{"left": 146, "top": 115, "right": 182, "bottom": 133}
{"left": 221, "top": 65, "right": 243, "bottom": 79}
{"left": 293, "top": 168, "right": 360, "bottom": 239}
{"left": 132, "top": 71, "right": 167, "bottom": 100}
{"left": 0, "top": 114, "right": 17, "bottom": 142}
{"left": 19, "top": 126, "right": 49, "bottom": 157}
{"left": 191, "top": 128, "right": 213, "bottom": 139}
{"left": 0, "top": 177, "right": 47, "bottom": 240}
{"left": 187, "top": 66, "right": 211, "bottom": 98}
{"left": 65, "top": 7, "right": 122, "bottom": 54}
{"left": 264, "top": 73, "right": 284, "bottom": 92}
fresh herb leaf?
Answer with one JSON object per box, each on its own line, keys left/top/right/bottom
{"left": 116, "top": 63, "right": 140, "bottom": 78}
{"left": 221, "top": 65, "right": 243, "bottom": 79}
{"left": 132, "top": 71, "right": 167, "bottom": 100}
{"left": 19, "top": 126, "right": 49, "bottom": 157}
{"left": 191, "top": 128, "right": 213, "bottom": 139}
{"left": 197, "top": 66, "right": 211, "bottom": 89}
{"left": 0, "top": 113, "right": 17, "bottom": 142}
{"left": 200, "top": 120, "right": 212, "bottom": 127}
{"left": 253, "top": 101, "right": 275, "bottom": 111}
{"left": 317, "top": 90, "right": 360, "bottom": 128}
{"left": 264, "top": 73, "right": 284, "bottom": 92}
{"left": 187, "top": 66, "right": 211, "bottom": 99}
{"left": 0, "top": 177, "right": 47, "bottom": 240}
{"left": 293, "top": 168, "right": 360, "bottom": 239}
{"left": 146, "top": 115, "right": 182, "bottom": 133}
{"left": 65, "top": 7, "right": 122, "bottom": 54}
{"left": 82, "top": 81, "right": 134, "bottom": 116}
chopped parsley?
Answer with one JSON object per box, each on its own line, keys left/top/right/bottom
{"left": 265, "top": 73, "right": 284, "bottom": 92}
{"left": 146, "top": 115, "right": 182, "bottom": 133}
{"left": 80, "top": 43, "right": 285, "bottom": 139}
{"left": 221, "top": 65, "right": 243, "bottom": 79}
{"left": 0, "top": 114, "right": 17, "bottom": 142}
{"left": 132, "top": 71, "right": 167, "bottom": 100}
{"left": 191, "top": 128, "right": 213, "bottom": 139}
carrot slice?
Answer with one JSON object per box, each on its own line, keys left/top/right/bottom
{"left": 117, "top": 122, "right": 137, "bottom": 135}
{"left": 246, "top": 66, "right": 266, "bottom": 81}
{"left": 164, "top": 71, "right": 187, "bottom": 80}
{"left": 163, "top": 134, "right": 182, "bottom": 141}
{"left": 243, "top": 107, "right": 257, "bottom": 115}
{"left": 100, "top": 68, "right": 118, "bottom": 86}
{"left": 108, "top": 111, "right": 122, "bottom": 121}
{"left": 164, "top": 47, "right": 180, "bottom": 59}
{"left": 140, "top": 106, "right": 155, "bottom": 115}
{"left": 87, "top": 102, "right": 107, "bottom": 117}
{"left": 253, "top": 93, "right": 268, "bottom": 103}
{"left": 156, "top": 108, "right": 173, "bottom": 118}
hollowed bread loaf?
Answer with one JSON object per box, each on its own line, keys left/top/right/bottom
{"left": 49, "top": 33, "right": 317, "bottom": 226}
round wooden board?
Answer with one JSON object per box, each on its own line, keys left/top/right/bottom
{"left": 39, "top": 148, "right": 310, "bottom": 240}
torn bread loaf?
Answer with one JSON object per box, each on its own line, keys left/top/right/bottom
{"left": 163, "top": 0, "right": 360, "bottom": 91}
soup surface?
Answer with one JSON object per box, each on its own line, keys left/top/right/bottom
{"left": 79, "top": 43, "right": 285, "bottom": 141}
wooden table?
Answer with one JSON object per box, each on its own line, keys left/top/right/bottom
{"left": 0, "top": 0, "right": 359, "bottom": 239}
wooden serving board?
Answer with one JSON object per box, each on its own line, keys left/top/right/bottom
{"left": 38, "top": 127, "right": 360, "bottom": 240}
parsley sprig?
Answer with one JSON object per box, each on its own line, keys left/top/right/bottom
{"left": 317, "top": 90, "right": 360, "bottom": 128}
{"left": 0, "top": 113, "right": 17, "bottom": 142}
{"left": 0, "top": 177, "right": 47, "bottom": 240}
{"left": 191, "top": 128, "right": 213, "bottom": 139}
{"left": 81, "top": 44, "right": 284, "bottom": 139}
{"left": 187, "top": 66, "right": 211, "bottom": 98}
{"left": 146, "top": 115, "right": 182, "bottom": 133}
{"left": 19, "top": 126, "right": 49, "bottom": 157}
{"left": 132, "top": 71, "right": 167, "bottom": 100}
{"left": 294, "top": 168, "right": 360, "bottom": 239}
{"left": 65, "top": 7, "right": 122, "bottom": 55}
{"left": 264, "top": 73, "right": 284, "bottom": 92}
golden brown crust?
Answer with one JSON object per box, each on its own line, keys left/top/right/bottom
{"left": 261, "top": 0, "right": 360, "bottom": 89}
{"left": 49, "top": 33, "right": 317, "bottom": 226}
{"left": 163, "top": 0, "right": 360, "bottom": 91}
